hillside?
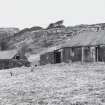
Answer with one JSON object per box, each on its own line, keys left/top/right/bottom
{"left": 1, "top": 21, "right": 105, "bottom": 54}
{"left": 0, "top": 63, "right": 105, "bottom": 104}
{"left": 0, "top": 28, "right": 19, "bottom": 50}
{"left": 0, "top": 28, "right": 19, "bottom": 40}
{"left": 7, "top": 21, "right": 105, "bottom": 54}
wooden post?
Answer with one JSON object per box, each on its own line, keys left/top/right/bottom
{"left": 93, "top": 47, "right": 96, "bottom": 62}
{"left": 81, "top": 47, "right": 85, "bottom": 63}
{"left": 60, "top": 49, "right": 63, "bottom": 62}
{"left": 91, "top": 46, "right": 96, "bottom": 62}
{"left": 96, "top": 46, "right": 99, "bottom": 62}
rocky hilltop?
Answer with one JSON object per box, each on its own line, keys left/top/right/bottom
{"left": 1, "top": 21, "right": 105, "bottom": 54}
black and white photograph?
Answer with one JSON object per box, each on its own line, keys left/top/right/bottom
{"left": 0, "top": 0, "right": 105, "bottom": 104}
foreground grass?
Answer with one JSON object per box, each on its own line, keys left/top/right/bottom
{"left": 0, "top": 63, "right": 105, "bottom": 105}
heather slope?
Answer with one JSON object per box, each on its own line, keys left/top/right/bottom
{"left": 6, "top": 21, "right": 105, "bottom": 54}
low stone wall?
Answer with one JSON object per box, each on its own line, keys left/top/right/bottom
{"left": 0, "top": 59, "right": 30, "bottom": 70}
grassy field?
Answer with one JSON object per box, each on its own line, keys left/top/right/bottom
{"left": 0, "top": 63, "right": 105, "bottom": 105}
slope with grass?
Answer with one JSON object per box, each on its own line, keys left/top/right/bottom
{"left": 0, "top": 63, "right": 105, "bottom": 105}
{"left": 6, "top": 22, "right": 105, "bottom": 54}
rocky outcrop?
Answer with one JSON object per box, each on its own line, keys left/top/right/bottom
{"left": 47, "top": 20, "right": 65, "bottom": 29}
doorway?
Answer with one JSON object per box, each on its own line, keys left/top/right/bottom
{"left": 54, "top": 51, "right": 61, "bottom": 63}
{"left": 96, "top": 46, "right": 105, "bottom": 62}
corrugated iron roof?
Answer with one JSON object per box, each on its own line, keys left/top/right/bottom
{"left": 62, "top": 30, "right": 105, "bottom": 47}
{"left": 0, "top": 50, "right": 18, "bottom": 59}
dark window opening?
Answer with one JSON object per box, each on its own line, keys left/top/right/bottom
{"left": 54, "top": 51, "right": 61, "bottom": 64}
{"left": 96, "top": 46, "right": 105, "bottom": 62}
{"left": 96, "top": 47, "right": 99, "bottom": 62}
{"left": 15, "top": 55, "right": 20, "bottom": 60}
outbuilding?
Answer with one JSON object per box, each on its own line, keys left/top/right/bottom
{"left": 40, "top": 30, "right": 105, "bottom": 65}
{"left": 0, "top": 49, "right": 30, "bottom": 69}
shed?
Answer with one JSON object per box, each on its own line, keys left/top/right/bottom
{"left": 40, "top": 46, "right": 62, "bottom": 65}
{"left": 0, "top": 49, "right": 30, "bottom": 69}
{"left": 62, "top": 30, "right": 105, "bottom": 62}
{"left": 40, "top": 30, "right": 105, "bottom": 65}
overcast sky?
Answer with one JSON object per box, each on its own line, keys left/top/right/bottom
{"left": 0, "top": 0, "right": 105, "bottom": 29}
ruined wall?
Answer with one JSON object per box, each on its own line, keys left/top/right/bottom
{"left": 0, "top": 59, "right": 30, "bottom": 70}
{"left": 40, "top": 52, "right": 55, "bottom": 65}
